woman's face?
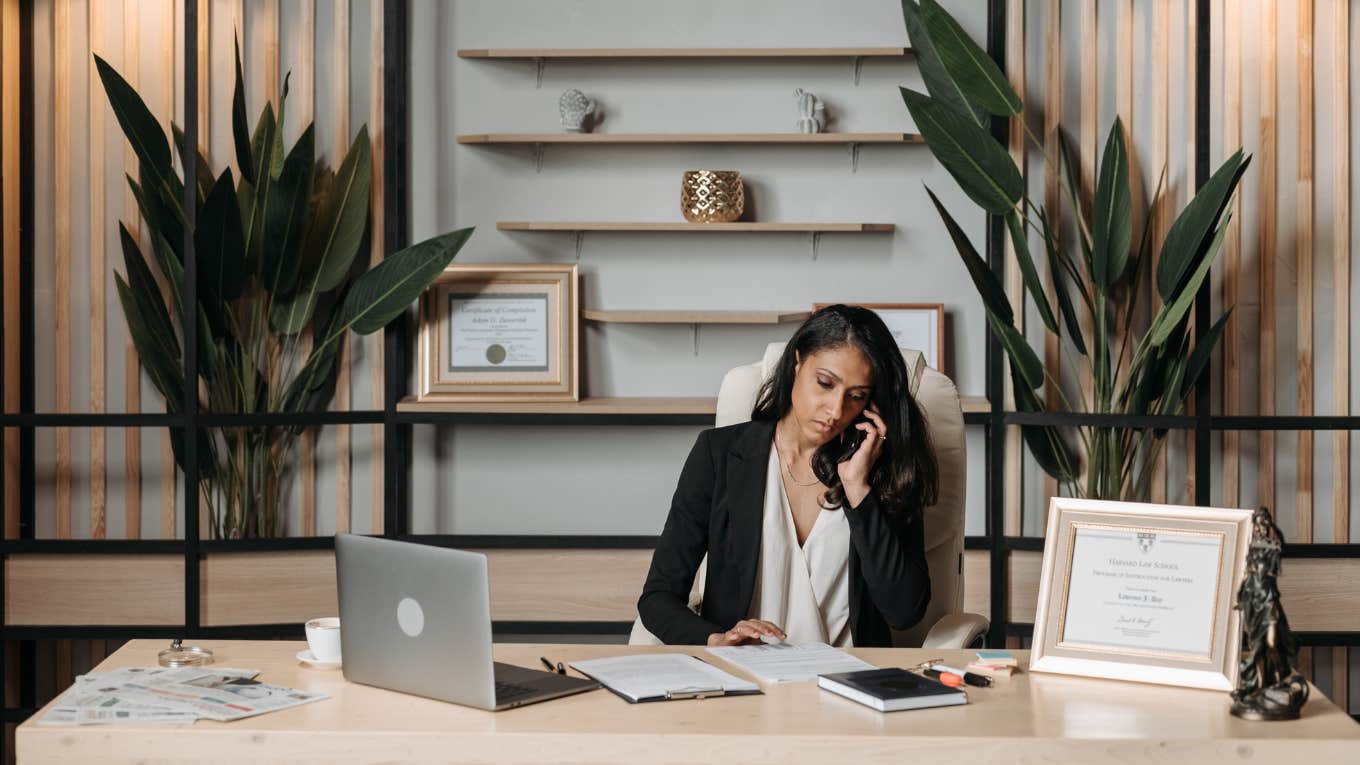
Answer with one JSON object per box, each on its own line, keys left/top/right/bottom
{"left": 790, "top": 345, "right": 874, "bottom": 447}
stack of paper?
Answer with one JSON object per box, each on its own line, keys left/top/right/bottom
{"left": 570, "top": 654, "right": 760, "bottom": 703}
{"left": 706, "top": 642, "right": 877, "bottom": 684}
{"left": 38, "top": 666, "right": 329, "bottom": 726}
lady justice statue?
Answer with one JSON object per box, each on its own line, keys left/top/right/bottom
{"left": 1230, "top": 506, "right": 1309, "bottom": 720}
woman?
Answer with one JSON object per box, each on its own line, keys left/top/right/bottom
{"left": 638, "top": 305, "right": 939, "bottom": 648}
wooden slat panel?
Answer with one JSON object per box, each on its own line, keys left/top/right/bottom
{"left": 963, "top": 549, "right": 989, "bottom": 620}
{"left": 333, "top": 0, "right": 352, "bottom": 535}
{"left": 370, "top": 0, "right": 385, "bottom": 535}
{"left": 4, "top": 555, "right": 185, "bottom": 625}
{"left": 1331, "top": 0, "right": 1350, "bottom": 546}
{"left": 200, "top": 549, "right": 656, "bottom": 625}
{"left": 1222, "top": 0, "right": 1242, "bottom": 506}
{"left": 1258, "top": 0, "right": 1278, "bottom": 516}
{"left": 158, "top": 0, "right": 176, "bottom": 540}
{"left": 89, "top": 0, "right": 107, "bottom": 539}
{"left": 1003, "top": 0, "right": 1023, "bottom": 536}
{"left": 54, "top": 0, "right": 71, "bottom": 541}
{"left": 1296, "top": 0, "right": 1314, "bottom": 541}
{"left": 1008, "top": 551, "right": 1043, "bottom": 623}
{"left": 1077, "top": 0, "right": 1096, "bottom": 482}
{"left": 296, "top": 0, "right": 316, "bottom": 537}
{"left": 262, "top": 0, "right": 279, "bottom": 108}
{"left": 1185, "top": 0, "right": 1199, "bottom": 507}
{"left": 122, "top": 0, "right": 142, "bottom": 540}
{"left": 2, "top": 0, "right": 18, "bottom": 541}
{"left": 1150, "top": 0, "right": 1170, "bottom": 504}
{"left": 1111, "top": 0, "right": 1134, "bottom": 390}
{"left": 1041, "top": 0, "right": 1060, "bottom": 514}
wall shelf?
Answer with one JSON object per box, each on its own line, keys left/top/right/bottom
{"left": 582, "top": 310, "right": 811, "bottom": 324}
{"left": 397, "top": 395, "right": 990, "bottom": 419}
{"left": 458, "top": 133, "right": 921, "bottom": 145}
{"left": 498, "top": 222, "right": 894, "bottom": 233}
{"left": 457, "top": 47, "right": 912, "bottom": 59}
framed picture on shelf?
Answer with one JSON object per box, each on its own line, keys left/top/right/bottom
{"left": 812, "top": 303, "right": 944, "bottom": 371}
{"left": 418, "top": 263, "right": 579, "bottom": 402}
{"left": 1029, "top": 497, "right": 1254, "bottom": 691}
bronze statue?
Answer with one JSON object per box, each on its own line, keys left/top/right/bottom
{"left": 1230, "top": 506, "right": 1309, "bottom": 721}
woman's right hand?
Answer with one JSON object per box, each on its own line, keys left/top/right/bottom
{"left": 706, "top": 619, "right": 787, "bottom": 646}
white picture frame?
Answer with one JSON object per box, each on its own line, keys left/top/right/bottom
{"left": 1030, "top": 497, "right": 1254, "bottom": 691}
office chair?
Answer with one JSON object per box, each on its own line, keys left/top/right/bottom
{"left": 629, "top": 342, "right": 989, "bottom": 649}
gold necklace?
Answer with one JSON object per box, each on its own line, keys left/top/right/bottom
{"left": 775, "top": 427, "right": 821, "bottom": 487}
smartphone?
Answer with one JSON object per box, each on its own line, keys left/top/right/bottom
{"left": 833, "top": 414, "right": 871, "bottom": 462}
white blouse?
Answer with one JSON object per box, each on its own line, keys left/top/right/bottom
{"left": 746, "top": 444, "right": 853, "bottom": 646}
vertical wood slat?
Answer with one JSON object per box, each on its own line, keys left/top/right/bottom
{"left": 1185, "top": 0, "right": 1198, "bottom": 507}
{"left": 1258, "top": 0, "right": 1278, "bottom": 516}
{"left": 297, "top": 0, "right": 316, "bottom": 536}
{"left": 54, "top": 0, "right": 71, "bottom": 541}
{"left": 334, "top": 0, "right": 351, "bottom": 535}
{"left": 196, "top": 0, "right": 210, "bottom": 539}
{"left": 263, "top": 0, "right": 279, "bottom": 107}
{"left": 370, "top": 0, "right": 385, "bottom": 534}
{"left": 123, "top": 0, "right": 142, "bottom": 539}
{"left": 89, "top": 0, "right": 108, "bottom": 539}
{"left": 1112, "top": 0, "right": 1136, "bottom": 399}
{"left": 159, "top": 0, "right": 176, "bottom": 539}
{"left": 1002, "top": 0, "right": 1023, "bottom": 536}
{"left": 0, "top": 0, "right": 17, "bottom": 541}
{"left": 1331, "top": 0, "right": 1350, "bottom": 716}
{"left": 1296, "top": 0, "right": 1314, "bottom": 541}
{"left": 1222, "top": 0, "right": 1242, "bottom": 507}
{"left": 1150, "top": 0, "right": 1170, "bottom": 504}
{"left": 1040, "top": 0, "right": 1060, "bottom": 517}
{"left": 1077, "top": 0, "right": 1096, "bottom": 474}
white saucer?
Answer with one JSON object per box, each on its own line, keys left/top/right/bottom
{"left": 296, "top": 649, "right": 341, "bottom": 670}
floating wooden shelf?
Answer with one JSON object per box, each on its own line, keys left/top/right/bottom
{"left": 960, "top": 396, "right": 989, "bottom": 414}
{"left": 458, "top": 47, "right": 912, "bottom": 60}
{"left": 582, "top": 310, "right": 811, "bottom": 324}
{"left": 397, "top": 396, "right": 716, "bottom": 416}
{"left": 497, "top": 222, "right": 895, "bottom": 233}
{"left": 459, "top": 133, "right": 921, "bottom": 145}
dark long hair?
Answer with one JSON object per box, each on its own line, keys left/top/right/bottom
{"left": 751, "top": 305, "right": 939, "bottom": 518}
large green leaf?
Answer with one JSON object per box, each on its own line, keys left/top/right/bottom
{"left": 334, "top": 227, "right": 474, "bottom": 336}
{"left": 270, "top": 73, "right": 291, "bottom": 181}
{"left": 171, "top": 123, "right": 214, "bottom": 205}
{"left": 231, "top": 36, "right": 253, "bottom": 185}
{"left": 921, "top": 0, "right": 1022, "bottom": 117}
{"left": 1177, "top": 308, "right": 1233, "bottom": 401}
{"left": 1056, "top": 130, "right": 1094, "bottom": 261}
{"left": 114, "top": 274, "right": 180, "bottom": 407}
{"left": 196, "top": 168, "right": 246, "bottom": 302}
{"left": 242, "top": 103, "right": 278, "bottom": 273}
{"left": 1038, "top": 208, "right": 1088, "bottom": 356}
{"left": 1005, "top": 210, "right": 1059, "bottom": 333}
{"left": 1009, "top": 365, "right": 1079, "bottom": 482}
{"left": 1157, "top": 150, "right": 1249, "bottom": 300}
{"left": 310, "top": 126, "right": 372, "bottom": 292}
{"left": 901, "top": 0, "right": 985, "bottom": 126}
{"left": 1092, "top": 118, "right": 1132, "bottom": 289}
{"left": 1149, "top": 210, "right": 1232, "bottom": 346}
{"left": 118, "top": 225, "right": 180, "bottom": 364}
{"left": 902, "top": 88, "right": 1022, "bottom": 214}
{"left": 261, "top": 125, "right": 315, "bottom": 297}
{"left": 127, "top": 167, "right": 185, "bottom": 264}
{"left": 988, "top": 314, "right": 1044, "bottom": 391}
{"left": 94, "top": 55, "right": 174, "bottom": 201}
{"left": 925, "top": 186, "right": 1013, "bottom": 324}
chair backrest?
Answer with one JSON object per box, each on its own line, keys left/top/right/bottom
{"left": 630, "top": 343, "right": 967, "bottom": 647}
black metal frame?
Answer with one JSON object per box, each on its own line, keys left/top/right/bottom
{"left": 1, "top": 0, "right": 1357, "bottom": 743}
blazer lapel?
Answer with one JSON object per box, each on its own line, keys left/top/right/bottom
{"left": 723, "top": 419, "right": 776, "bottom": 617}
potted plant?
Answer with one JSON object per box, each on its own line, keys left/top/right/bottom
{"left": 900, "top": 0, "right": 1248, "bottom": 500}
{"left": 96, "top": 42, "right": 472, "bottom": 537}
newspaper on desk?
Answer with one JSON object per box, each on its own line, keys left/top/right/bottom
{"left": 38, "top": 665, "right": 329, "bottom": 726}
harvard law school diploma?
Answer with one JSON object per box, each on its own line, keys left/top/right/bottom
{"left": 1059, "top": 526, "right": 1224, "bottom": 657}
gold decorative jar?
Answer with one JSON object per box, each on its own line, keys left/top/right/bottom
{"left": 681, "top": 170, "right": 745, "bottom": 223}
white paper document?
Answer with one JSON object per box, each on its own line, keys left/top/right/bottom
{"left": 707, "top": 642, "right": 877, "bottom": 683}
{"left": 570, "top": 654, "right": 759, "bottom": 703}
{"left": 1060, "top": 525, "right": 1225, "bottom": 657}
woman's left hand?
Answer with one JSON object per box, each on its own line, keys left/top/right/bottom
{"left": 838, "top": 403, "right": 886, "bottom": 508}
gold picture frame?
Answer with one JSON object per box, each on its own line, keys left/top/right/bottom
{"left": 417, "top": 263, "right": 579, "bottom": 402}
{"left": 1030, "top": 497, "right": 1254, "bottom": 691}
{"left": 811, "top": 303, "right": 945, "bottom": 371}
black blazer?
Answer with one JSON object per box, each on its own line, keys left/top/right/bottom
{"left": 638, "top": 418, "right": 930, "bottom": 647}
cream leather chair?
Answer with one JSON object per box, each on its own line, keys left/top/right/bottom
{"left": 630, "top": 342, "right": 989, "bottom": 649}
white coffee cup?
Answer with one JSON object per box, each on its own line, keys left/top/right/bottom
{"left": 305, "top": 617, "right": 342, "bottom": 663}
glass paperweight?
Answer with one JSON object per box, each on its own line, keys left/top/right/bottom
{"left": 157, "top": 639, "right": 214, "bottom": 668}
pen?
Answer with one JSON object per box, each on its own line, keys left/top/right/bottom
{"left": 930, "top": 662, "right": 992, "bottom": 688}
{"left": 540, "top": 656, "right": 565, "bottom": 675}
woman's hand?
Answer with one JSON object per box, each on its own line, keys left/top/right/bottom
{"left": 838, "top": 403, "right": 886, "bottom": 508}
{"left": 706, "top": 619, "right": 787, "bottom": 646}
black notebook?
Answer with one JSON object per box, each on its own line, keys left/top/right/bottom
{"left": 818, "top": 668, "right": 967, "bottom": 712}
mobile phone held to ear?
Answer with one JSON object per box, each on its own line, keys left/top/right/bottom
{"left": 833, "top": 414, "right": 870, "bottom": 463}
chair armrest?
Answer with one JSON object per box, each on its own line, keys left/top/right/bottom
{"left": 920, "top": 612, "right": 990, "bottom": 649}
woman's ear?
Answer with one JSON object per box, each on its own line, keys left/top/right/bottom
{"left": 793, "top": 350, "right": 802, "bottom": 374}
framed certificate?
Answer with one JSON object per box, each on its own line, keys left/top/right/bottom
{"left": 812, "top": 303, "right": 944, "bottom": 371}
{"left": 418, "top": 264, "right": 578, "bottom": 402}
{"left": 1030, "top": 497, "right": 1254, "bottom": 691}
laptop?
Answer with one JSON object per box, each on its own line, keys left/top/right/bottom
{"left": 334, "top": 533, "right": 600, "bottom": 710}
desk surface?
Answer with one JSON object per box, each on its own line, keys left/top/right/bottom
{"left": 17, "top": 640, "right": 1360, "bottom": 764}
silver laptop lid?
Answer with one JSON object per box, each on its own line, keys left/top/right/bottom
{"left": 335, "top": 534, "right": 496, "bottom": 709}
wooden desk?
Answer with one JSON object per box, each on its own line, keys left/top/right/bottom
{"left": 17, "top": 640, "right": 1360, "bottom": 763}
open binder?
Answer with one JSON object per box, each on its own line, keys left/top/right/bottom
{"left": 569, "top": 653, "right": 762, "bottom": 703}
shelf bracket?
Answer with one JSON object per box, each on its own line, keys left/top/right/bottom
{"left": 851, "top": 55, "right": 865, "bottom": 86}
{"left": 573, "top": 231, "right": 585, "bottom": 261}
{"left": 534, "top": 57, "right": 546, "bottom": 88}
{"left": 532, "top": 142, "right": 545, "bottom": 172}
{"left": 848, "top": 142, "right": 861, "bottom": 173}
{"left": 810, "top": 232, "right": 823, "bottom": 260}
{"left": 692, "top": 324, "right": 701, "bottom": 356}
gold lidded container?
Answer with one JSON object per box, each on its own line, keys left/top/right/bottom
{"left": 681, "top": 170, "right": 744, "bottom": 223}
